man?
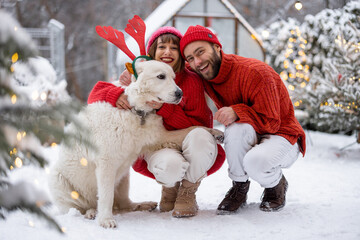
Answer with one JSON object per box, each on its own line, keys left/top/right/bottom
{"left": 179, "top": 25, "right": 306, "bottom": 214}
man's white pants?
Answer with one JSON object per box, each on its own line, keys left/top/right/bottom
{"left": 145, "top": 128, "right": 218, "bottom": 187}
{"left": 224, "top": 123, "right": 300, "bottom": 188}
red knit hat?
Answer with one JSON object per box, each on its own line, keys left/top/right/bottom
{"left": 146, "top": 26, "right": 183, "bottom": 53}
{"left": 180, "top": 25, "right": 222, "bottom": 58}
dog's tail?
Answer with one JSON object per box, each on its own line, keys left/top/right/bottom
{"left": 48, "top": 169, "right": 93, "bottom": 214}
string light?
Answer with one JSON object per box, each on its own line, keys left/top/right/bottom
{"left": 12, "top": 53, "right": 19, "bottom": 63}
{"left": 295, "top": 1, "right": 303, "bottom": 11}
{"left": 80, "top": 157, "right": 88, "bottom": 167}
{"left": 31, "top": 91, "right": 39, "bottom": 100}
{"left": 71, "top": 191, "right": 79, "bottom": 200}
{"left": 11, "top": 94, "right": 17, "bottom": 104}
{"left": 40, "top": 92, "right": 47, "bottom": 101}
{"left": 14, "top": 157, "right": 23, "bottom": 168}
{"left": 262, "top": 30, "right": 270, "bottom": 39}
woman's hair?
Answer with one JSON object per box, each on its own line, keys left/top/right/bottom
{"left": 147, "top": 33, "right": 185, "bottom": 73}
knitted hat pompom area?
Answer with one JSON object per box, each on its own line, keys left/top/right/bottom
{"left": 180, "top": 25, "right": 222, "bottom": 58}
{"left": 146, "top": 26, "right": 183, "bottom": 53}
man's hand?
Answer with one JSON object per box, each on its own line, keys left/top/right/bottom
{"left": 214, "top": 107, "right": 238, "bottom": 126}
{"left": 116, "top": 93, "right": 131, "bottom": 110}
{"left": 119, "top": 70, "right": 132, "bottom": 86}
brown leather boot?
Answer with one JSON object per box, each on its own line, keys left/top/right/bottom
{"left": 216, "top": 180, "right": 250, "bottom": 215}
{"left": 159, "top": 182, "right": 180, "bottom": 212}
{"left": 172, "top": 179, "right": 200, "bottom": 218}
{"left": 260, "top": 175, "right": 288, "bottom": 212}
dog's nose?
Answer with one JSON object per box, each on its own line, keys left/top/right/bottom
{"left": 175, "top": 89, "right": 183, "bottom": 99}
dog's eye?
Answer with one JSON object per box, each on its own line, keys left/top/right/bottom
{"left": 157, "top": 74, "right": 166, "bottom": 80}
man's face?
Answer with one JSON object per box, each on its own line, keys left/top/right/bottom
{"left": 183, "top": 41, "right": 221, "bottom": 80}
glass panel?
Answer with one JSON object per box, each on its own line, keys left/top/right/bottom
{"left": 238, "top": 25, "right": 264, "bottom": 61}
{"left": 178, "top": 0, "right": 204, "bottom": 14}
{"left": 174, "top": 17, "right": 204, "bottom": 34}
{"left": 211, "top": 18, "right": 235, "bottom": 54}
{"left": 207, "top": 0, "right": 233, "bottom": 16}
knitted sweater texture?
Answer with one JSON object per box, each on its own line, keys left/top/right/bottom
{"left": 202, "top": 52, "right": 306, "bottom": 155}
{"left": 87, "top": 68, "right": 225, "bottom": 178}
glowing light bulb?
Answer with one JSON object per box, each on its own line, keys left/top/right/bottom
{"left": 31, "top": 91, "right": 39, "bottom": 100}
{"left": 12, "top": 53, "right": 19, "bottom": 63}
{"left": 11, "top": 94, "right": 17, "bottom": 104}
{"left": 71, "top": 191, "right": 79, "bottom": 200}
{"left": 17, "top": 132, "right": 22, "bottom": 141}
{"left": 14, "top": 157, "right": 23, "bottom": 168}
{"left": 28, "top": 220, "right": 35, "bottom": 227}
{"left": 262, "top": 30, "right": 270, "bottom": 39}
{"left": 40, "top": 92, "right": 47, "bottom": 101}
{"left": 80, "top": 157, "right": 88, "bottom": 166}
{"left": 295, "top": 1, "right": 303, "bottom": 11}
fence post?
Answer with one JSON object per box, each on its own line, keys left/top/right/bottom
{"left": 48, "top": 19, "right": 65, "bottom": 82}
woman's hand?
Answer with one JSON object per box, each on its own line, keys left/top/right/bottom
{"left": 146, "top": 100, "right": 163, "bottom": 110}
{"left": 119, "top": 70, "right": 132, "bottom": 86}
{"left": 116, "top": 93, "right": 131, "bottom": 110}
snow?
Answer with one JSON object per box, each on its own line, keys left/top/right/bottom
{"left": 11, "top": 56, "right": 71, "bottom": 106}
{"left": 1, "top": 129, "right": 360, "bottom": 240}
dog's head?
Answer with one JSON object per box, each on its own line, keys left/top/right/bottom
{"left": 125, "top": 60, "right": 183, "bottom": 111}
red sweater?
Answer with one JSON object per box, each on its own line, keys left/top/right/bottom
{"left": 202, "top": 52, "right": 306, "bottom": 156}
{"left": 87, "top": 68, "right": 225, "bottom": 178}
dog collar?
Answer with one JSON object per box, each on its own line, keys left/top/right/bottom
{"left": 131, "top": 108, "right": 155, "bottom": 125}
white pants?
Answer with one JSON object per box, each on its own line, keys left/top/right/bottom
{"left": 224, "top": 123, "right": 300, "bottom": 188}
{"left": 145, "top": 128, "right": 218, "bottom": 187}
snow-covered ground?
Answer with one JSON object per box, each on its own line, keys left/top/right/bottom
{"left": 1, "top": 130, "right": 360, "bottom": 240}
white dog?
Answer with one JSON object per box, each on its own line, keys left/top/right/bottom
{"left": 48, "top": 60, "right": 223, "bottom": 228}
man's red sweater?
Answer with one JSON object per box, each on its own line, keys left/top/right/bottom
{"left": 87, "top": 68, "right": 225, "bottom": 178}
{"left": 202, "top": 52, "right": 306, "bottom": 155}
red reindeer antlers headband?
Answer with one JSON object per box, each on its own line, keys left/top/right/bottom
{"left": 96, "top": 15, "right": 150, "bottom": 79}
{"left": 96, "top": 15, "right": 146, "bottom": 60}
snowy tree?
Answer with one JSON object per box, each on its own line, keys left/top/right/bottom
{"left": 0, "top": 10, "right": 83, "bottom": 232}
{"left": 260, "top": 1, "right": 360, "bottom": 135}
{"left": 298, "top": 27, "right": 360, "bottom": 134}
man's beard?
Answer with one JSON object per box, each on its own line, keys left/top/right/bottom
{"left": 196, "top": 46, "right": 221, "bottom": 80}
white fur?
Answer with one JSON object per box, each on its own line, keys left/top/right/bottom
{"left": 48, "top": 60, "right": 223, "bottom": 228}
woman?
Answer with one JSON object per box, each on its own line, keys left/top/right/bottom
{"left": 87, "top": 26, "right": 225, "bottom": 218}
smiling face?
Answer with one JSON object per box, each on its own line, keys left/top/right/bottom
{"left": 183, "top": 41, "right": 222, "bottom": 80}
{"left": 147, "top": 34, "right": 184, "bottom": 73}
{"left": 154, "top": 38, "right": 180, "bottom": 70}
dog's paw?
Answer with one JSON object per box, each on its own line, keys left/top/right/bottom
{"left": 99, "top": 217, "right": 117, "bottom": 228}
{"left": 84, "top": 208, "right": 97, "bottom": 220}
{"left": 209, "top": 128, "right": 224, "bottom": 144}
{"left": 132, "top": 201, "right": 158, "bottom": 212}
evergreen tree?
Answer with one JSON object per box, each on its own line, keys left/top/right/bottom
{"left": 259, "top": 1, "right": 360, "bottom": 134}
{"left": 301, "top": 27, "right": 360, "bottom": 133}
{"left": 0, "top": 10, "right": 83, "bottom": 232}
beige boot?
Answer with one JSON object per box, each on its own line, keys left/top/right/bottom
{"left": 159, "top": 182, "right": 180, "bottom": 212}
{"left": 172, "top": 179, "right": 200, "bottom": 218}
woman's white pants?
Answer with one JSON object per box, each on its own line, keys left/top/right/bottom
{"left": 145, "top": 128, "right": 218, "bottom": 187}
{"left": 224, "top": 123, "right": 300, "bottom": 188}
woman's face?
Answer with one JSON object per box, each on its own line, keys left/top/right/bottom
{"left": 154, "top": 38, "right": 180, "bottom": 70}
